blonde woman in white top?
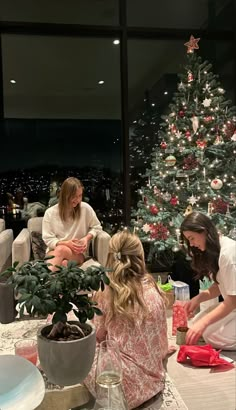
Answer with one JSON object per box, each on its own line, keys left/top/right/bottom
{"left": 42, "top": 177, "right": 102, "bottom": 271}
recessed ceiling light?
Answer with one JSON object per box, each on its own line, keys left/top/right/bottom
{"left": 98, "top": 80, "right": 104, "bottom": 85}
{"left": 10, "top": 79, "right": 16, "bottom": 84}
{"left": 152, "top": 103, "right": 155, "bottom": 106}
{"left": 164, "top": 91, "right": 168, "bottom": 95}
{"left": 113, "top": 39, "right": 120, "bottom": 45}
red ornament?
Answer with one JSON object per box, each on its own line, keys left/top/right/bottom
{"left": 204, "top": 116, "right": 212, "bottom": 123}
{"left": 170, "top": 196, "right": 179, "bottom": 206}
{"left": 149, "top": 223, "right": 169, "bottom": 240}
{"left": 224, "top": 122, "right": 236, "bottom": 139}
{"left": 178, "top": 110, "right": 185, "bottom": 118}
{"left": 196, "top": 139, "right": 207, "bottom": 149}
{"left": 185, "top": 130, "right": 191, "bottom": 140}
{"left": 170, "top": 124, "right": 177, "bottom": 133}
{"left": 150, "top": 205, "right": 159, "bottom": 215}
{"left": 212, "top": 198, "right": 228, "bottom": 214}
{"left": 188, "top": 71, "right": 194, "bottom": 82}
{"left": 160, "top": 140, "right": 167, "bottom": 149}
{"left": 183, "top": 154, "right": 199, "bottom": 170}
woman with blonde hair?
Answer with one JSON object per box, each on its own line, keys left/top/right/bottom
{"left": 42, "top": 177, "right": 102, "bottom": 270}
{"left": 84, "top": 230, "right": 168, "bottom": 409}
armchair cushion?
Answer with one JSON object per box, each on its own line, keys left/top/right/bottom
{"left": 31, "top": 231, "right": 47, "bottom": 260}
{"left": 0, "top": 218, "right": 5, "bottom": 233}
{"left": 0, "top": 229, "right": 13, "bottom": 273}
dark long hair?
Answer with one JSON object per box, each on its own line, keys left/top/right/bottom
{"left": 180, "top": 212, "right": 220, "bottom": 282}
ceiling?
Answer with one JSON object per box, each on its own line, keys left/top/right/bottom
{"left": 0, "top": 0, "right": 234, "bottom": 119}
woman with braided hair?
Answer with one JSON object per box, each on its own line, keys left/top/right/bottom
{"left": 84, "top": 230, "right": 168, "bottom": 409}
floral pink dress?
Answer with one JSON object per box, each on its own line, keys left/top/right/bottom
{"left": 84, "top": 280, "right": 168, "bottom": 409}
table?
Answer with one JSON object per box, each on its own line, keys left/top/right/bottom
{"left": 0, "top": 317, "right": 91, "bottom": 410}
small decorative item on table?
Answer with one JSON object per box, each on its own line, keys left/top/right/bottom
{"left": 15, "top": 339, "right": 38, "bottom": 365}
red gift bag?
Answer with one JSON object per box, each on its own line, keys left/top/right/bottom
{"left": 172, "top": 300, "right": 188, "bottom": 336}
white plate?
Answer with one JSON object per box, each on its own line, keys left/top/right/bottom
{"left": 0, "top": 355, "right": 45, "bottom": 410}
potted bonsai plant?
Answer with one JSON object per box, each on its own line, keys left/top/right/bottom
{"left": 2, "top": 257, "right": 109, "bottom": 386}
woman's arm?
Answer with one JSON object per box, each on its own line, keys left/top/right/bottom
{"left": 198, "top": 282, "right": 221, "bottom": 301}
{"left": 86, "top": 207, "right": 102, "bottom": 239}
{"left": 42, "top": 211, "right": 59, "bottom": 250}
{"left": 184, "top": 282, "right": 221, "bottom": 317}
{"left": 186, "top": 295, "right": 236, "bottom": 345}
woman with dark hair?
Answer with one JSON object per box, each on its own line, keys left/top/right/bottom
{"left": 42, "top": 177, "right": 102, "bottom": 271}
{"left": 84, "top": 230, "right": 168, "bottom": 409}
{"left": 180, "top": 211, "right": 236, "bottom": 350}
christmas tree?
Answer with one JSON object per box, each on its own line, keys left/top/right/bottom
{"left": 133, "top": 35, "right": 236, "bottom": 267}
{"left": 129, "top": 90, "right": 160, "bottom": 206}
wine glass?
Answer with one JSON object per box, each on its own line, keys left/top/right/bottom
{"left": 15, "top": 339, "right": 38, "bottom": 365}
{"left": 96, "top": 339, "right": 122, "bottom": 409}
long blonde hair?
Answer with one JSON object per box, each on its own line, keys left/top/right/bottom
{"left": 58, "top": 177, "right": 84, "bottom": 221}
{"left": 97, "top": 230, "right": 163, "bottom": 325}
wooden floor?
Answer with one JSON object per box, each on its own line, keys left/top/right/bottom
{"left": 75, "top": 310, "right": 236, "bottom": 410}
{"left": 166, "top": 310, "right": 236, "bottom": 410}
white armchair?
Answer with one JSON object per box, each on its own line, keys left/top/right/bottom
{"left": 0, "top": 218, "right": 5, "bottom": 233}
{"left": 0, "top": 218, "right": 13, "bottom": 273}
{"left": 12, "top": 217, "right": 111, "bottom": 268}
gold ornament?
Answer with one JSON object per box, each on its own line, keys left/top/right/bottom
{"left": 165, "top": 155, "right": 176, "bottom": 167}
{"left": 184, "top": 205, "right": 193, "bottom": 216}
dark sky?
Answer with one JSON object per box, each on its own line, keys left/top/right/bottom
{"left": 1, "top": 119, "right": 122, "bottom": 173}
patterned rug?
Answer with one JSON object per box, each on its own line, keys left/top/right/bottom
{"left": 0, "top": 318, "right": 188, "bottom": 410}
{"left": 134, "top": 372, "right": 188, "bottom": 409}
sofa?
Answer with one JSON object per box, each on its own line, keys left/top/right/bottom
{"left": 12, "top": 217, "right": 111, "bottom": 268}
{"left": 0, "top": 218, "right": 14, "bottom": 324}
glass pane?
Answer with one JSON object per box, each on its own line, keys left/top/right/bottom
{"left": 1, "top": 35, "right": 122, "bottom": 233}
{"left": 127, "top": 0, "right": 234, "bottom": 30}
{"left": 128, "top": 38, "right": 235, "bottom": 210}
{"left": 0, "top": 0, "right": 118, "bottom": 25}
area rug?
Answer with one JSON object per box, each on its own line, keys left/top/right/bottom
{"left": 135, "top": 372, "right": 188, "bottom": 409}
{"left": 0, "top": 318, "right": 188, "bottom": 410}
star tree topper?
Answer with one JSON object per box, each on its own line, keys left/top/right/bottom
{"left": 184, "top": 35, "right": 200, "bottom": 53}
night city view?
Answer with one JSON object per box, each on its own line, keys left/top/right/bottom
{"left": 0, "top": 119, "right": 124, "bottom": 234}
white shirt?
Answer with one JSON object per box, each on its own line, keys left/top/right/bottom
{"left": 217, "top": 236, "right": 236, "bottom": 299}
{"left": 42, "top": 202, "right": 102, "bottom": 251}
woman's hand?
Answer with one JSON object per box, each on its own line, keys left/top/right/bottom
{"left": 72, "top": 237, "right": 88, "bottom": 254}
{"left": 59, "top": 239, "right": 82, "bottom": 254}
{"left": 185, "top": 319, "right": 208, "bottom": 345}
{"left": 183, "top": 296, "right": 200, "bottom": 319}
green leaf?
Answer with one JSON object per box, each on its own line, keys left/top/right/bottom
{"left": 87, "top": 308, "right": 94, "bottom": 320}
{"left": 31, "top": 295, "right": 42, "bottom": 310}
{"left": 93, "top": 307, "right": 103, "bottom": 316}
{"left": 18, "top": 293, "right": 32, "bottom": 303}
{"left": 102, "top": 274, "right": 110, "bottom": 285}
